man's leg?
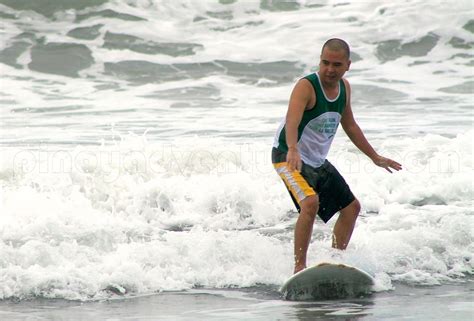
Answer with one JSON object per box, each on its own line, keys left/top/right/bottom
{"left": 294, "top": 195, "right": 319, "bottom": 274}
{"left": 332, "top": 199, "right": 361, "bottom": 249}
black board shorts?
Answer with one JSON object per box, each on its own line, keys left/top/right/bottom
{"left": 272, "top": 147, "right": 355, "bottom": 223}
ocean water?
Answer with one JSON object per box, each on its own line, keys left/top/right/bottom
{"left": 0, "top": 0, "right": 473, "bottom": 312}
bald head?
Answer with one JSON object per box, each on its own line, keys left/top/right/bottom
{"left": 322, "top": 38, "right": 350, "bottom": 60}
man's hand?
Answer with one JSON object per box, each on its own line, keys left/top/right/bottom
{"left": 372, "top": 155, "right": 402, "bottom": 173}
{"left": 286, "top": 147, "right": 302, "bottom": 172}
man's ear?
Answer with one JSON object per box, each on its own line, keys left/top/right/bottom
{"left": 347, "top": 60, "right": 351, "bottom": 71}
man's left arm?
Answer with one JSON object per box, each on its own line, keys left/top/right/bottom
{"left": 340, "top": 79, "right": 402, "bottom": 173}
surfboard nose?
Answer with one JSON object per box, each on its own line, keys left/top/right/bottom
{"left": 280, "top": 262, "right": 374, "bottom": 301}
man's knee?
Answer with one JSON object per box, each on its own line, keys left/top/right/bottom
{"left": 344, "top": 199, "right": 361, "bottom": 219}
{"left": 353, "top": 199, "right": 361, "bottom": 214}
{"left": 300, "top": 194, "right": 319, "bottom": 218}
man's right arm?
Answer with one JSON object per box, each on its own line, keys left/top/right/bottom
{"left": 285, "top": 79, "right": 313, "bottom": 172}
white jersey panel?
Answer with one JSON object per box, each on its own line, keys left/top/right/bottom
{"left": 272, "top": 118, "right": 286, "bottom": 148}
{"left": 298, "top": 112, "right": 341, "bottom": 168}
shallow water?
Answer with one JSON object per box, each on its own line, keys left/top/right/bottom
{"left": 0, "top": 282, "right": 473, "bottom": 320}
{"left": 0, "top": 1, "right": 473, "bottom": 316}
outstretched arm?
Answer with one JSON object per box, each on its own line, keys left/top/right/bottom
{"left": 340, "top": 79, "right": 402, "bottom": 173}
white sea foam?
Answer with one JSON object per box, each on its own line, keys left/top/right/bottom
{"left": 1, "top": 131, "right": 473, "bottom": 300}
{"left": 0, "top": 0, "right": 472, "bottom": 300}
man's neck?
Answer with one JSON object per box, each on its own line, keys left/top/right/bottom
{"left": 322, "top": 81, "right": 338, "bottom": 90}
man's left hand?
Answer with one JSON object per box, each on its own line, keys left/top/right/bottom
{"left": 372, "top": 155, "right": 402, "bottom": 173}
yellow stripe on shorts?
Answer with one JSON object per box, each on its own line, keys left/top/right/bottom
{"left": 273, "top": 162, "right": 316, "bottom": 204}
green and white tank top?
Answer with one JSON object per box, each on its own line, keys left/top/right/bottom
{"left": 273, "top": 72, "right": 347, "bottom": 168}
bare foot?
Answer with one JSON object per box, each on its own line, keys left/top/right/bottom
{"left": 294, "top": 264, "right": 306, "bottom": 274}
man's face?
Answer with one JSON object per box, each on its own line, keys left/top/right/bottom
{"left": 319, "top": 48, "right": 351, "bottom": 85}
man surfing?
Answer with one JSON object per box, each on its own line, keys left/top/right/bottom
{"left": 272, "top": 38, "right": 402, "bottom": 274}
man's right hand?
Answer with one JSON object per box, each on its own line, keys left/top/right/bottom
{"left": 286, "top": 147, "right": 302, "bottom": 172}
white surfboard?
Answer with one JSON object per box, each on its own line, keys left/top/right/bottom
{"left": 280, "top": 262, "right": 375, "bottom": 301}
